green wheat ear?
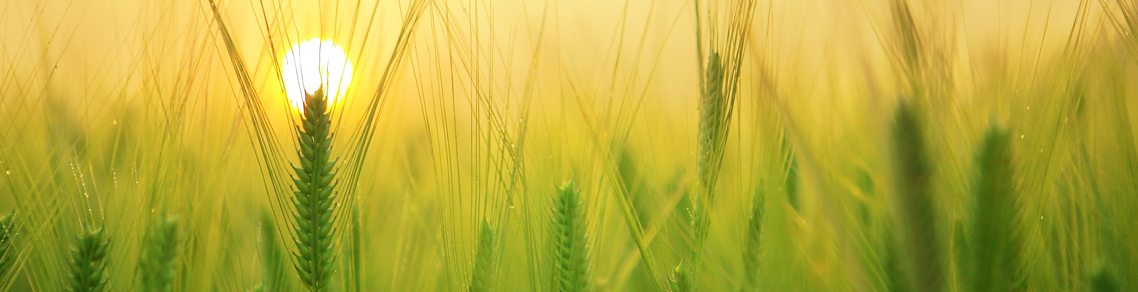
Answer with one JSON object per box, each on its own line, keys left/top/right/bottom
{"left": 968, "top": 124, "right": 1024, "bottom": 292}
{"left": 291, "top": 87, "right": 339, "bottom": 291}
{"left": 67, "top": 226, "right": 109, "bottom": 292}
{"left": 668, "top": 261, "right": 693, "bottom": 292}
{"left": 1090, "top": 265, "right": 1119, "bottom": 292}
{"left": 740, "top": 188, "right": 764, "bottom": 292}
{"left": 140, "top": 215, "right": 181, "bottom": 292}
{"left": 0, "top": 211, "right": 15, "bottom": 276}
{"left": 552, "top": 180, "right": 590, "bottom": 292}
{"left": 889, "top": 101, "right": 943, "bottom": 292}
{"left": 469, "top": 219, "right": 497, "bottom": 292}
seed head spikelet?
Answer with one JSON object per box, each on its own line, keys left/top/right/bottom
{"left": 740, "top": 189, "right": 764, "bottom": 292}
{"left": 67, "top": 226, "right": 109, "bottom": 292}
{"left": 291, "top": 87, "right": 339, "bottom": 291}
{"left": 968, "top": 124, "right": 1024, "bottom": 292}
{"left": 140, "top": 215, "right": 181, "bottom": 292}
{"left": 0, "top": 212, "right": 15, "bottom": 277}
{"left": 552, "top": 180, "right": 590, "bottom": 292}
{"left": 669, "top": 261, "right": 693, "bottom": 292}
{"left": 469, "top": 219, "right": 497, "bottom": 292}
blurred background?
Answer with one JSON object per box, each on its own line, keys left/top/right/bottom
{"left": 1, "top": 0, "right": 1136, "bottom": 291}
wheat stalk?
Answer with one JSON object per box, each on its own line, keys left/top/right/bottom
{"left": 469, "top": 219, "right": 497, "bottom": 292}
{"left": 66, "top": 226, "right": 109, "bottom": 292}
{"left": 552, "top": 180, "right": 590, "bottom": 292}
{"left": 140, "top": 215, "right": 180, "bottom": 292}
{"left": 290, "top": 87, "right": 339, "bottom": 291}
{"left": 968, "top": 124, "right": 1024, "bottom": 292}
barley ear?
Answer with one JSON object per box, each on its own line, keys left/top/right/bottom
{"left": 469, "top": 219, "right": 497, "bottom": 292}
{"left": 140, "top": 215, "right": 181, "bottom": 292}
{"left": 291, "top": 87, "right": 339, "bottom": 291}
{"left": 668, "top": 261, "right": 693, "bottom": 292}
{"left": 889, "top": 101, "right": 943, "bottom": 292}
{"left": 0, "top": 211, "right": 15, "bottom": 277}
{"left": 67, "top": 226, "right": 109, "bottom": 292}
{"left": 740, "top": 188, "right": 764, "bottom": 292}
{"left": 968, "top": 124, "right": 1024, "bottom": 292}
{"left": 552, "top": 180, "right": 590, "bottom": 292}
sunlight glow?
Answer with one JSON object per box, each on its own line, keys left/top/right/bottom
{"left": 281, "top": 38, "right": 354, "bottom": 110}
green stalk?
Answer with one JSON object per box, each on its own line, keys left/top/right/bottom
{"left": 968, "top": 124, "right": 1024, "bottom": 292}
{"left": 552, "top": 180, "right": 590, "bottom": 292}
{"left": 291, "top": 87, "right": 339, "bottom": 291}
{"left": 469, "top": 219, "right": 497, "bottom": 292}
{"left": 889, "top": 102, "right": 943, "bottom": 292}
{"left": 67, "top": 226, "right": 109, "bottom": 292}
{"left": 140, "top": 215, "right": 180, "bottom": 292}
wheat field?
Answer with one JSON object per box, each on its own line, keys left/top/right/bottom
{"left": 0, "top": 0, "right": 1136, "bottom": 291}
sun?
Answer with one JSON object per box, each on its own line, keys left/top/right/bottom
{"left": 280, "top": 38, "right": 354, "bottom": 110}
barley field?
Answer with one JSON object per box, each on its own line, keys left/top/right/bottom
{"left": 0, "top": 0, "right": 1136, "bottom": 291}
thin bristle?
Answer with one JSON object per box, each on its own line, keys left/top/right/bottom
{"left": 968, "top": 124, "right": 1024, "bottom": 292}
{"left": 67, "top": 226, "right": 109, "bottom": 292}
{"left": 140, "top": 215, "right": 181, "bottom": 292}
{"left": 291, "top": 87, "right": 340, "bottom": 291}
{"left": 552, "top": 180, "right": 590, "bottom": 292}
{"left": 469, "top": 219, "right": 497, "bottom": 292}
{"left": 889, "top": 101, "right": 943, "bottom": 292}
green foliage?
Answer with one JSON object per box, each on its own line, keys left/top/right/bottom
{"left": 469, "top": 220, "right": 497, "bottom": 292}
{"left": 291, "top": 88, "right": 339, "bottom": 291}
{"left": 260, "top": 212, "right": 292, "bottom": 292}
{"left": 967, "top": 124, "right": 1024, "bottom": 292}
{"left": 552, "top": 180, "right": 590, "bottom": 292}
{"left": 66, "top": 227, "right": 109, "bottom": 292}
{"left": 140, "top": 215, "right": 181, "bottom": 292}
{"left": 889, "top": 102, "right": 944, "bottom": 292}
